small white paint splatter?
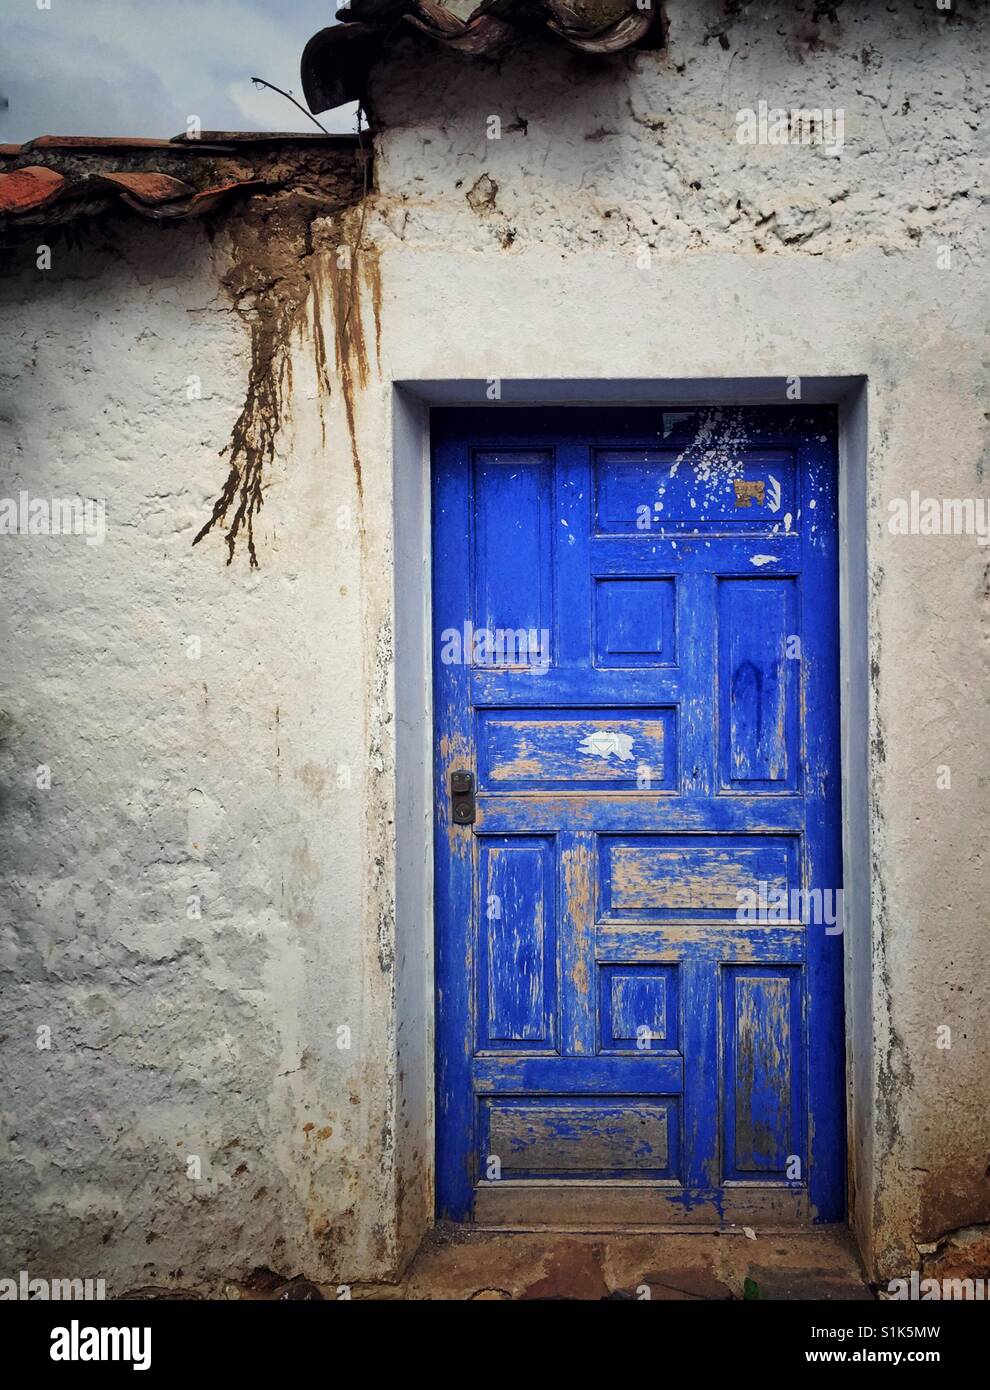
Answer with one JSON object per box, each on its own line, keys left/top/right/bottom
{"left": 664, "top": 409, "right": 750, "bottom": 511}
{"left": 767, "top": 475, "right": 782, "bottom": 513}
{"left": 750, "top": 554, "right": 779, "bottom": 567}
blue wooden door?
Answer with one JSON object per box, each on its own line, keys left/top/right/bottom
{"left": 432, "top": 407, "right": 843, "bottom": 1227}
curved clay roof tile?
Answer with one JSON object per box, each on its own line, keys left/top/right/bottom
{"left": 0, "top": 165, "right": 66, "bottom": 214}
{"left": 545, "top": 7, "right": 655, "bottom": 53}
{"left": 404, "top": 2, "right": 517, "bottom": 56}
{"left": 301, "top": 0, "right": 667, "bottom": 114}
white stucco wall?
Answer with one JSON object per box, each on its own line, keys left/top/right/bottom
{"left": 0, "top": 220, "right": 398, "bottom": 1290}
{"left": 1, "top": 0, "right": 988, "bottom": 1290}
{"left": 363, "top": 0, "right": 990, "bottom": 1281}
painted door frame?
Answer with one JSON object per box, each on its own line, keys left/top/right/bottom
{"left": 390, "top": 378, "right": 871, "bottom": 1244}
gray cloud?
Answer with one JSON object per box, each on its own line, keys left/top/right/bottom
{"left": 0, "top": 0, "right": 358, "bottom": 141}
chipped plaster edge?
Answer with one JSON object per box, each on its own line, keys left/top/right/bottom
{"left": 836, "top": 379, "right": 875, "bottom": 1275}
{"left": 392, "top": 385, "right": 437, "bottom": 1270}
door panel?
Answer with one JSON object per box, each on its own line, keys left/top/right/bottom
{"left": 433, "top": 406, "right": 843, "bottom": 1227}
{"left": 478, "top": 836, "right": 555, "bottom": 1049}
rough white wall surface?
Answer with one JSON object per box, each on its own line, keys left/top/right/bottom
{"left": 1, "top": 0, "right": 988, "bottom": 1291}
{"left": 370, "top": 0, "right": 986, "bottom": 264}
{"left": 0, "top": 218, "right": 395, "bottom": 1291}
{"left": 361, "top": 0, "right": 989, "bottom": 1281}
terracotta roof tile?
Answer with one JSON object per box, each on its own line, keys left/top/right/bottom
{"left": 123, "top": 178, "right": 268, "bottom": 219}
{"left": 301, "top": 0, "right": 667, "bottom": 113}
{"left": 0, "top": 134, "right": 363, "bottom": 229}
{"left": 0, "top": 170, "right": 266, "bottom": 226}
{"left": 0, "top": 165, "right": 66, "bottom": 215}
{"left": 91, "top": 172, "right": 196, "bottom": 203}
{"left": 24, "top": 135, "right": 179, "bottom": 151}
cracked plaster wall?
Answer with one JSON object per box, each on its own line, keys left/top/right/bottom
{"left": 0, "top": 211, "right": 397, "bottom": 1292}
{"left": 363, "top": 0, "right": 990, "bottom": 1282}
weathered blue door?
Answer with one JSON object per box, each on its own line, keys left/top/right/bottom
{"left": 432, "top": 407, "right": 843, "bottom": 1227}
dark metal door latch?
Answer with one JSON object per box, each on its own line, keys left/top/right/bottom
{"left": 450, "top": 770, "right": 476, "bottom": 824}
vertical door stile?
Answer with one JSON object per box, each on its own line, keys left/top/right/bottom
{"left": 797, "top": 423, "right": 845, "bottom": 1221}
{"left": 432, "top": 433, "right": 478, "bottom": 1220}
{"left": 559, "top": 830, "right": 597, "bottom": 1058}
{"left": 677, "top": 567, "right": 721, "bottom": 1194}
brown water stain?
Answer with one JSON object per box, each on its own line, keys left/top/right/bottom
{"left": 193, "top": 149, "right": 367, "bottom": 567}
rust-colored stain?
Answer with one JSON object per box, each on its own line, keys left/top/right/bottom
{"left": 192, "top": 197, "right": 316, "bottom": 566}
{"left": 189, "top": 152, "right": 367, "bottom": 566}
{"left": 309, "top": 259, "right": 333, "bottom": 448}
{"left": 3, "top": 141, "right": 370, "bottom": 569}
{"left": 327, "top": 235, "right": 381, "bottom": 502}
{"left": 194, "top": 213, "right": 339, "bottom": 565}
{"left": 362, "top": 245, "right": 383, "bottom": 372}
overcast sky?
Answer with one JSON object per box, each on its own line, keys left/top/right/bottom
{"left": 0, "top": 0, "right": 359, "bottom": 142}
